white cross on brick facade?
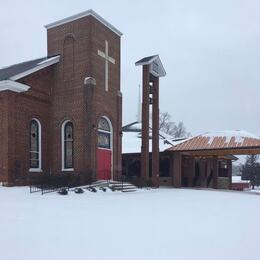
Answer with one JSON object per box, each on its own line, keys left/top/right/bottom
{"left": 97, "top": 40, "right": 115, "bottom": 91}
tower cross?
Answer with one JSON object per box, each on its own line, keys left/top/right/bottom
{"left": 97, "top": 40, "right": 115, "bottom": 91}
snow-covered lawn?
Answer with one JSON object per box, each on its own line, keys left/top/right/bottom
{"left": 0, "top": 186, "right": 260, "bottom": 260}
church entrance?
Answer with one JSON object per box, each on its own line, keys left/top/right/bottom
{"left": 96, "top": 117, "right": 113, "bottom": 180}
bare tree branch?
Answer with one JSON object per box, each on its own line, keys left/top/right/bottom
{"left": 159, "top": 112, "right": 191, "bottom": 138}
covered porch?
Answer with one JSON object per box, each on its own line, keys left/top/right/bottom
{"left": 169, "top": 130, "right": 260, "bottom": 189}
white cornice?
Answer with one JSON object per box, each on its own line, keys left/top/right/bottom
{"left": 44, "top": 9, "right": 123, "bottom": 37}
{"left": 135, "top": 55, "right": 166, "bottom": 77}
{"left": 10, "top": 55, "right": 60, "bottom": 81}
{"left": 0, "top": 80, "right": 30, "bottom": 93}
{"left": 135, "top": 56, "right": 158, "bottom": 66}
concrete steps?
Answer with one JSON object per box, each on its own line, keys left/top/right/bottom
{"left": 109, "top": 181, "right": 137, "bottom": 192}
{"left": 91, "top": 180, "right": 137, "bottom": 192}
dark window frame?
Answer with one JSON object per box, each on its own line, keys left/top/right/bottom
{"left": 97, "top": 117, "right": 112, "bottom": 150}
{"left": 30, "top": 119, "right": 40, "bottom": 169}
{"left": 64, "top": 122, "right": 74, "bottom": 169}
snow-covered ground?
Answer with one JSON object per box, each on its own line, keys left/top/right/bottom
{"left": 0, "top": 186, "right": 260, "bottom": 260}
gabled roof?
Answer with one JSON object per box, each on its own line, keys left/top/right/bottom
{"left": 45, "top": 9, "right": 123, "bottom": 37}
{"left": 135, "top": 55, "right": 158, "bottom": 65}
{"left": 169, "top": 130, "right": 260, "bottom": 152}
{"left": 122, "top": 121, "right": 141, "bottom": 132}
{"left": 135, "top": 55, "right": 166, "bottom": 77}
{"left": 0, "top": 55, "right": 60, "bottom": 81}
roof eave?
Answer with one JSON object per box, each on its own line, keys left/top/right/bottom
{"left": 0, "top": 80, "right": 30, "bottom": 93}
{"left": 135, "top": 55, "right": 166, "bottom": 77}
{"left": 10, "top": 55, "right": 60, "bottom": 81}
{"left": 135, "top": 55, "right": 158, "bottom": 66}
{"left": 169, "top": 145, "right": 260, "bottom": 153}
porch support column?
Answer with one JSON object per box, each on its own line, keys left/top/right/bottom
{"left": 116, "top": 91, "right": 123, "bottom": 181}
{"left": 173, "top": 153, "right": 182, "bottom": 188}
{"left": 212, "top": 156, "right": 218, "bottom": 189}
{"left": 227, "top": 159, "right": 232, "bottom": 189}
{"left": 188, "top": 156, "right": 195, "bottom": 187}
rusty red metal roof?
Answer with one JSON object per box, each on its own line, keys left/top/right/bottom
{"left": 169, "top": 130, "right": 260, "bottom": 152}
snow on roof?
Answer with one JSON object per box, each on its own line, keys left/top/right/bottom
{"left": 135, "top": 55, "right": 166, "bottom": 77}
{"left": 123, "top": 122, "right": 142, "bottom": 132}
{"left": 37, "top": 56, "right": 60, "bottom": 65}
{"left": 45, "top": 9, "right": 123, "bottom": 37}
{"left": 202, "top": 130, "right": 259, "bottom": 145}
{"left": 122, "top": 121, "right": 187, "bottom": 154}
{"left": 0, "top": 55, "right": 60, "bottom": 81}
{"left": 169, "top": 130, "right": 260, "bottom": 152}
{"left": 122, "top": 131, "right": 174, "bottom": 154}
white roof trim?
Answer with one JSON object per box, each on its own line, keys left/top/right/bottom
{"left": 0, "top": 80, "right": 30, "bottom": 93}
{"left": 136, "top": 55, "right": 166, "bottom": 77}
{"left": 10, "top": 55, "right": 60, "bottom": 81}
{"left": 135, "top": 56, "right": 158, "bottom": 66}
{"left": 45, "top": 9, "right": 123, "bottom": 37}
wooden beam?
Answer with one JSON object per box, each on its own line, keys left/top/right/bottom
{"left": 182, "top": 148, "right": 260, "bottom": 157}
{"left": 227, "top": 160, "right": 232, "bottom": 189}
{"left": 212, "top": 156, "right": 218, "bottom": 189}
{"left": 152, "top": 76, "right": 159, "bottom": 187}
{"left": 141, "top": 65, "right": 150, "bottom": 180}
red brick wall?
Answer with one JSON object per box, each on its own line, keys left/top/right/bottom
{"left": 47, "top": 16, "right": 91, "bottom": 176}
{"left": 232, "top": 182, "right": 250, "bottom": 191}
{"left": 90, "top": 17, "right": 122, "bottom": 180}
{"left": 1, "top": 14, "right": 122, "bottom": 185}
{"left": 0, "top": 68, "right": 52, "bottom": 185}
{"left": 0, "top": 92, "right": 10, "bottom": 183}
{"left": 46, "top": 15, "right": 122, "bottom": 180}
{"left": 15, "top": 69, "right": 53, "bottom": 180}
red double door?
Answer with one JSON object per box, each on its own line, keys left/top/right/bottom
{"left": 96, "top": 149, "right": 112, "bottom": 180}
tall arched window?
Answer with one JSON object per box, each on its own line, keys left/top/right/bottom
{"left": 29, "top": 119, "right": 42, "bottom": 171}
{"left": 98, "top": 117, "right": 112, "bottom": 149}
{"left": 62, "top": 121, "right": 74, "bottom": 170}
{"left": 97, "top": 117, "right": 113, "bottom": 180}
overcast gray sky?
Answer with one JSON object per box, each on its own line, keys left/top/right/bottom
{"left": 1, "top": 0, "right": 259, "bottom": 136}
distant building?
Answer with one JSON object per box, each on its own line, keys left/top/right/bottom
{"left": 232, "top": 176, "right": 250, "bottom": 191}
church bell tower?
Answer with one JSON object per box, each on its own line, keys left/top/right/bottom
{"left": 135, "top": 55, "right": 166, "bottom": 187}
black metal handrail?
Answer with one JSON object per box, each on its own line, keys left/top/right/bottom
{"left": 29, "top": 173, "right": 90, "bottom": 195}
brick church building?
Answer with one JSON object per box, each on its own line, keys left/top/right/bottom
{"left": 0, "top": 10, "right": 123, "bottom": 185}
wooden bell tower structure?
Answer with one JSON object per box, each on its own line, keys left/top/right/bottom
{"left": 135, "top": 55, "right": 166, "bottom": 187}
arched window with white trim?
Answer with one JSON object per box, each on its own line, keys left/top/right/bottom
{"left": 98, "top": 117, "right": 112, "bottom": 149}
{"left": 62, "top": 121, "right": 74, "bottom": 170}
{"left": 97, "top": 116, "right": 113, "bottom": 180}
{"left": 29, "top": 119, "right": 42, "bottom": 171}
